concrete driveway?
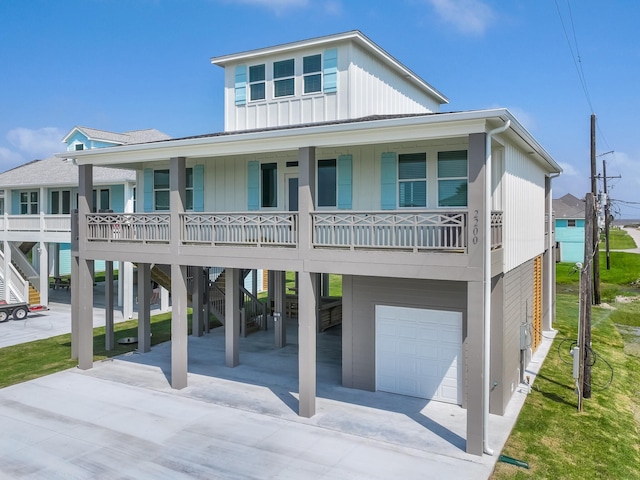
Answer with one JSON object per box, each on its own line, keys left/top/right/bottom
{"left": 0, "top": 308, "right": 551, "bottom": 479}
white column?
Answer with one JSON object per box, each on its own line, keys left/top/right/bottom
{"left": 38, "top": 241, "right": 48, "bottom": 306}
{"left": 225, "top": 268, "right": 240, "bottom": 367}
{"left": 160, "top": 286, "right": 170, "bottom": 312}
{"left": 298, "top": 271, "right": 317, "bottom": 418}
{"left": 171, "top": 263, "right": 188, "bottom": 389}
{"left": 3, "top": 240, "right": 11, "bottom": 302}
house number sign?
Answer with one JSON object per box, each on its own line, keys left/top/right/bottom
{"left": 472, "top": 209, "right": 480, "bottom": 245}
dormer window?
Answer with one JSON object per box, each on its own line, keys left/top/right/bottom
{"left": 303, "top": 54, "right": 322, "bottom": 93}
{"left": 249, "top": 64, "right": 265, "bottom": 101}
{"left": 75, "top": 144, "right": 84, "bottom": 151}
{"left": 274, "top": 59, "right": 294, "bottom": 97}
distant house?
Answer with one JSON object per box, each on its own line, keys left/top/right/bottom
{"left": 0, "top": 127, "right": 169, "bottom": 311}
{"left": 553, "top": 193, "right": 585, "bottom": 263}
{"left": 60, "top": 31, "right": 561, "bottom": 456}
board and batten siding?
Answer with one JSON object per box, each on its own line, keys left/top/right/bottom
{"left": 503, "top": 143, "right": 548, "bottom": 272}
{"left": 342, "top": 275, "right": 467, "bottom": 398}
{"left": 348, "top": 43, "right": 441, "bottom": 118}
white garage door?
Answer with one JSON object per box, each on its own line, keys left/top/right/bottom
{"left": 375, "top": 305, "right": 462, "bottom": 404}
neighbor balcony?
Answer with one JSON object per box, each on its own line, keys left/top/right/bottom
{"left": 0, "top": 214, "right": 72, "bottom": 242}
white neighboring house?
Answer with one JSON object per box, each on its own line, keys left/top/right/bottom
{"left": 0, "top": 127, "right": 169, "bottom": 312}
{"left": 60, "top": 31, "right": 561, "bottom": 456}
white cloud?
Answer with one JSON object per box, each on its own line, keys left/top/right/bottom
{"left": 425, "top": 0, "right": 495, "bottom": 36}
{"left": 0, "top": 146, "right": 24, "bottom": 172}
{"left": 6, "top": 127, "right": 66, "bottom": 159}
{"left": 557, "top": 161, "right": 578, "bottom": 177}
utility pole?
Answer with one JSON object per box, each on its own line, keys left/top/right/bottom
{"left": 603, "top": 160, "right": 610, "bottom": 270}
{"left": 581, "top": 193, "right": 594, "bottom": 400}
{"left": 590, "top": 114, "right": 601, "bottom": 305}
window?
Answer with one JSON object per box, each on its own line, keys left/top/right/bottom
{"left": 20, "top": 191, "right": 39, "bottom": 214}
{"left": 261, "top": 163, "right": 277, "bottom": 207}
{"left": 303, "top": 54, "right": 322, "bottom": 93}
{"left": 92, "top": 189, "right": 111, "bottom": 212}
{"left": 75, "top": 144, "right": 84, "bottom": 151}
{"left": 567, "top": 219, "right": 577, "bottom": 227}
{"left": 153, "top": 168, "right": 194, "bottom": 211}
{"left": 317, "top": 159, "right": 337, "bottom": 207}
{"left": 186, "top": 167, "right": 194, "bottom": 210}
{"left": 437, "top": 150, "right": 468, "bottom": 207}
{"left": 249, "top": 64, "right": 265, "bottom": 101}
{"left": 274, "top": 59, "right": 294, "bottom": 97}
{"left": 154, "top": 170, "right": 170, "bottom": 211}
{"left": 50, "top": 190, "right": 71, "bottom": 214}
{"left": 398, "top": 153, "right": 427, "bottom": 208}
{"left": 0, "top": 190, "right": 4, "bottom": 215}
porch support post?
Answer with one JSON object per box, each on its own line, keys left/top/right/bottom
{"left": 544, "top": 176, "right": 555, "bottom": 330}
{"left": 321, "top": 273, "right": 329, "bottom": 297}
{"left": 137, "top": 263, "right": 151, "bottom": 353}
{"left": 273, "top": 270, "right": 286, "bottom": 348}
{"left": 38, "top": 241, "right": 48, "bottom": 306}
{"left": 105, "top": 260, "right": 114, "bottom": 350}
{"left": 466, "top": 132, "right": 487, "bottom": 455}
{"left": 225, "top": 267, "right": 240, "bottom": 367}
{"left": 171, "top": 263, "right": 188, "bottom": 389}
{"left": 70, "top": 255, "right": 79, "bottom": 359}
{"left": 298, "top": 271, "right": 318, "bottom": 418}
{"left": 3, "top": 240, "right": 11, "bottom": 303}
{"left": 121, "top": 261, "right": 134, "bottom": 318}
{"left": 77, "top": 164, "right": 94, "bottom": 370}
{"left": 192, "top": 266, "right": 204, "bottom": 337}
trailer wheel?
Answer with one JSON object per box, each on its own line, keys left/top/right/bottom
{"left": 13, "top": 306, "right": 28, "bottom": 320}
{"left": 0, "top": 311, "right": 7, "bottom": 322}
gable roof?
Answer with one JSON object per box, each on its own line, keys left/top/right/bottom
{"left": 553, "top": 193, "right": 584, "bottom": 219}
{"left": 62, "top": 127, "right": 171, "bottom": 145}
{"left": 0, "top": 157, "right": 135, "bottom": 188}
{"left": 210, "top": 30, "right": 449, "bottom": 105}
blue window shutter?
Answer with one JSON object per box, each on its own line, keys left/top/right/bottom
{"left": 337, "top": 154, "right": 352, "bottom": 209}
{"left": 193, "top": 164, "right": 205, "bottom": 212}
{"left": 143, "top": 168, "right": 154, "bottom": 212}
{"left": 11, "top": 190, "right": 19, "bottom": 214}
{"left": 110, "top": 184, "right": 125, "bottom": 213}
{"left": 247, "top": 161, "right": 259, "bottom": 210}
{"left": 323, "top": 48, "right": 337, "bottom": 93}
{"left": 381, "top": 153, "right": 397, "bottom": 210}
{"left": 235, "top": 65, "right": 247, "bottom": 106}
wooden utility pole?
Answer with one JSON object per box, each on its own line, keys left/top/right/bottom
{"left": 603, "top": 160, "right": 611, "bottom": 270}
{"left": 590, "top": 114, "right": 601, "bottom": 305}
{"left": 582, "top": 193, "right": 594, "bottom": 400}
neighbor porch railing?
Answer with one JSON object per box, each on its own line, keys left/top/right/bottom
{"left": 491, "top": 211, "right": 503, "bottom": 250}
{"left": 0, "top": 214, "right": 71, "bottom": 233}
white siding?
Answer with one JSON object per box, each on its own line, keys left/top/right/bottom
{"left": 503, "top": 143, "right": 547, "bottom": 272}
{"left": 348, "top": 43, "right": 441, "bottom": 118}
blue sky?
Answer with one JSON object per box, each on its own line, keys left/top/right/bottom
{"left": 1, "top": 0, "right": 639, "bottom": 217}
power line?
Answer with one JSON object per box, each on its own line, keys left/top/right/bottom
{"left": 554, "top": 0, "right": 594, "bottom": 112}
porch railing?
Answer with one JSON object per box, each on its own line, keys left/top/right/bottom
{"left": 180, "top": 213, "right": 298, "bottom": 247}
{"left": 86, "top": 213, "right": 171, "bottom": 243}
{"left": 0, "top": 214, "right": 71, "bottom": 233}
{"left": 312, "top": 210, "right": 468, "bottom": 252}
{"left": 491, "top": 211, "right": 503, "bottom": 250}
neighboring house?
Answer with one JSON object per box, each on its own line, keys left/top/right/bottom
{"left": 60, "top": 31, "right": 561, "bottom": 456}
{"left": 0, "top": 127, "right": 169, "bottom": 311}
{"left": 553, "top": 193, "right": 585, "bottom": 263}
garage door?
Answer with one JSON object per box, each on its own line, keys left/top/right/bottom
{"left": 375, "top": 305, "right": 462, "bottom": 404}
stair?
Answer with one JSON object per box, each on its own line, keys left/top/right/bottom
{"left": 28, "top": 285, "right": 40, "bottom": 305}
{"left": 19, "top": 242, "right": 37, "bottom": 255}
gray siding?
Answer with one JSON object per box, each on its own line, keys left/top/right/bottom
{"left": 342, "top": 275, "right": 466, "bottom": 395}
{"left": 495, "top": 259, "right": 535, "bottom": 414}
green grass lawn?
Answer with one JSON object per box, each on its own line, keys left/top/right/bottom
{"left": 0, "top": 311, "right": 220, "bottom": 389}
{"left": 601, "top": 227, "right": 637, "bottom": 250}
{"left": 492, "top": 258, "right": 640, "bottom": 478}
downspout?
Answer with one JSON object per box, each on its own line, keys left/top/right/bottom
{"left": 483, "top": 119, "right": 510, "bottom": 455}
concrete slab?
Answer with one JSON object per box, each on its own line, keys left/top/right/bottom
{"left": 0, "top": 307, "right": 555, "bottom": 479}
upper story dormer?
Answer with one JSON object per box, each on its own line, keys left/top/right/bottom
{"left": 212, "top": 30, "right": 449, "bottom": 132}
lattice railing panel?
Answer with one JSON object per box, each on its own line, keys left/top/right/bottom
{"left": 86, "top": 213, "right": 171, "bottom": 243}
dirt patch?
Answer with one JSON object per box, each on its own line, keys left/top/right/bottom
{"left": 616, "top": 295, "right": 640, "bottom": 304}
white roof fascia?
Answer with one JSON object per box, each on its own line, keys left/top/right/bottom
{"left": 211, "top": 30, "right": 449, "bottom": 105}
{"left": 59, "top": 110, "right": 560, "bottom": 173}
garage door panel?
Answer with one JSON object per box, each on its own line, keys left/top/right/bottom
{"left": 376, "top": 305, "right": 462, "bottom": 405}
